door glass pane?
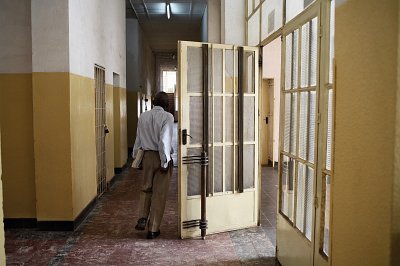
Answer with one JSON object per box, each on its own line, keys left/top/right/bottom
{"left": 225, "top": 50, "right": 235, "bottom": 93}
{"left": 285, "top": 33, "right": 293, "bottom": 90}
{"left": 281, "top": 155, "right": 296, "bottom": 221}
{"left": 214, "top": 146, "right": 223, "bottom": 193}
{"left": 322, "top": 174, "right": 331, "bottom": 255}
{"left": 290, "top": 93, "right": 297, "bottom": 154}
{"left": 326, "top": 89, "right": 333, "bottom": 170}
{"left": 308, "top": 91, "right": 316, "bottom": 163}
{"left": 304, "top": 166, "right": 314, "bottom": 240}
{"left": 310, "top": 18, "right": 318, "bottom": 86}
{"left": 225, "top": 96, "right": 234, "bottom": 142}
{"left": 244, "top": 51, "right": 255, "bottom": 93}
{"left": 214, "top": 49, "right": 223, "bottom": 93}
{"left": 298, "top": 92, "right": 309, "bottom": 160}
{"left": 189, "top": 96, "right": 203, "bottom": 144}
{"left": 248, "top": 11, "right": 260, "bottom": 46}
{"left": 301, "top": 22, "right": 310, "bottom": 88}
{"left": 243, "top": 96, "right": 255, "bottom": 141}
{"left": 243, "top": 144, "right": 255, "bottom": 189}
{"left": 187, "top": 148, "right": 202, "bottom": 196}
{"left": 225, "top": 145, "right": 234, "bottom": 192}
{"left": 286, "top": 0, "right": 315, "bottom": 23}
{"left": 214, "top": 96, "right": 223, "bottom": 143}
{"left": 329, "top": 0, "right": 335, "bottom": 84}
{"left": 285, "top": 31, "right": 299, "bottom": 90}
{"left": 283, "top": 93, "right": 297, "bottom": 154}
{"left": 296, "top": 163, "right": 306, "bottom": 231}
{"left": 187, "top": 47, "right": 202, "bottom": 93}
{"left": 261, "top": 0, "right": 283, "bottom": 40}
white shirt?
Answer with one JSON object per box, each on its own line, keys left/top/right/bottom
{"left": 132, "top": 106, "right": 174, "bottom": 168}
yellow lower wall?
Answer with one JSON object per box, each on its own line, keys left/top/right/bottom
{"left": 332, "top": 0, "right": 397, "bottom": 265}
{"left": 70, "top": 74, "right": 97, "bottom": 218}
{"left": 106, "top": 84, "right": 115, "bottom": 182}
{"left": 127, "top": 90, "right": 138, "bottom": 149}
{"left": 0, "top": 132, "right": 7, "bottom": 264}
{"left": 113, "top": 87, "right": 128, "bottom": 168}
{"left": 0, "top": 74, "right": 36, "bottom": 218}
{"left": 33, "top": 72, "right": 73, "bottom": 220}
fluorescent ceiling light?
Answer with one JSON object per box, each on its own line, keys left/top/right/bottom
{"left": 166, "top": 3, "right": 171, "bottom": 19}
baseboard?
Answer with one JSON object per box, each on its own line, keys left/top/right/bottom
{"left": 37, "top": 197, "right": 97, "bottom": 231}
{"left": 4, "top": 218, "right": 37, "bottom": 229}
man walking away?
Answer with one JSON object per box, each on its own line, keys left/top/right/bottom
{"left": 132, "top": 92, "right": 174, "bottom": 239}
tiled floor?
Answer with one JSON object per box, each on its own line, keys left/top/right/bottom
{"left": 5, "top": 166, "right": 279, "bottom": 265}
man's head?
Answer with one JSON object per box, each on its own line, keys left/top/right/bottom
{"left": 153, "top": 92, "right": 169, "bottom": 110}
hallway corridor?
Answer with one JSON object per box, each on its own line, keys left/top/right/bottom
{"left": 5, "top": 166, "right": 278, "bottom": 265}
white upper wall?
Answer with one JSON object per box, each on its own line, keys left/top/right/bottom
{"left": 31, "top": 0, "right": 69, "bottom": 72}
{"left": 69, "top": 0, "right": 126, "bottom": 87}
{"left": 221, "top": 0, "right": 245, "bottom": 46}
{"left": 0, "top": 0, "right": 32, "bottom": 73}
{"left": 207, "top": 0, "right": 221, "bottom": 43}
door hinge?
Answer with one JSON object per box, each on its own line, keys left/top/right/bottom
{"left": 314, "top": 196, "right": 319, "bottom": 208}
{"left": 317, "top": 113, "right": 321, "bottom": 124}
{"left": 319, "top": 27, "right": 323, "bottom": 38}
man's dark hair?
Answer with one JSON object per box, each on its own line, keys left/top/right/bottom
{"left": 153, "top": 91, "right": 169, "bottom": 110}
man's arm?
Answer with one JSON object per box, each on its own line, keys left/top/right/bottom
{"left": 132, "top": 118, "right": 142, "bottom": 158}
{"left": 158, "top": 114, "right": 174, "bottom": 169}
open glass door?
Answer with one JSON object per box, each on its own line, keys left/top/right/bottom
{"left": 277, "top": 4, "right": 321, "bottom": 266}
{"left": 178, "top": 41, "right": 259, "bottom": 239}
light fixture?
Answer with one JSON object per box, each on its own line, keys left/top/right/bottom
{"left": 166, "top": 3, "right": 171, "bottom": 19}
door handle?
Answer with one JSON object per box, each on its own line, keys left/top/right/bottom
{"left": 182, "top": 129, "right": 193, "bottom": 145}
{"left": 104, "top": 125, "right": 110, "bottom": 134}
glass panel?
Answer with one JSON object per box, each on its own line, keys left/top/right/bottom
{"left": 225, "top": 96, "right": 234, "bottom": 142}
{"left": 248, "top": 10, "right": 260, "bottom": 46}
{"left": 285, "top": 33, "right": 292, "bottom": 90}
{"left": 255, "top": 0, "right": 260, "bottom": 7}
{"left": 189, "top": 96, "right": 203, "bottom": 144}
{"left": 235, "top": 145, "right": 238, "bottom": 191}
{"left": 187, "top": 148, "right": 202, "bottom": 196}
{"left": 290, "top": 93, "right": 298, "bottom": 154}
{"left": 214, "top": 96, "right": 223, "bottom": 143}
{"left": 304, "top": 166, "right": 314, "bottom": 240}
{"left": 283, "top": 93, "right": 291, "bottom": 152}
{"left": 214, "top": 146, "right": 223, "bottom": 193}
{"left": 296, "top": 163, "right": 306, "bottom": 232}
{"left": 261, "top": 0, "right": 283, "bottom": 40}
{"left": 299, "top": 92, "right": 309, "bottom": 160}
{"left": 244, "top": 51, "right": 255, "bottom": 93}
{"left": 301, "top": 22, "right": 310, "bottom": 88}
{"left": 326, "top": 89, "right": 333, "bottom": 170}
{"left": 322, "top": 175, "right": 331, "bottom": 255}
{"left": 225, "top": 145, "right": 234, "bottom": 192}
{"left": 243, "top": 96, "right": 255, "bottom": 142}
{"left": 235, "top": 96, "right": 239, "bottom": 142}
{"left": 281, "top": 155, "right": 296, "bottom": 221}
{"left": 310, "top": 18, "right": 318, "bottom": 86}
{"left": 187, "top": 47, "right": 202, "bottom": 93}
{"left": 286, "top": 0, "right": 315, "bottom": 23}
{"left": 293, "top": 30, "right": 299, "bottom": 89}
{"left": 225, "top": 50, "right": 235, "bottom": 93}
{"left": 243, "top": 144, "right": 255, "bottom": 189}
{"left": 214, "top": 49, "right": 223, "bottom": 93}
{"left": 329, "top": 0, "right": 335, "bottom": 84}
{"left": 209, "top": 95, "right": 213, "bottom": 143}
{"left": 308, "top": 91, "right": 316, "bottom": 163}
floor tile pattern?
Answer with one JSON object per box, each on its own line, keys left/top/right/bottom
{"left": 5, "top": 166, "right": 279, "bottom": 265}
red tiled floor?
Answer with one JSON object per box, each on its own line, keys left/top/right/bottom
{"left": 5, "top": 165, "right": 279, "bottom": 265}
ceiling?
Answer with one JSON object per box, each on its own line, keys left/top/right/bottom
{"left": 126, "top": 0, "right": 207, "bottom": 53}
